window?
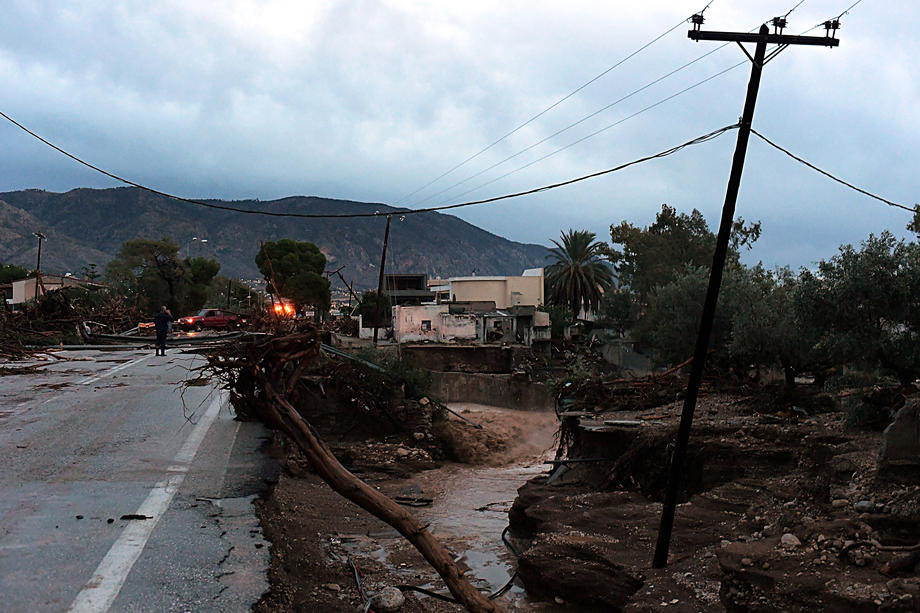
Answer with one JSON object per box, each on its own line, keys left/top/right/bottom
{"left": 421, "top": 320, "right": 432, "bottom": 331}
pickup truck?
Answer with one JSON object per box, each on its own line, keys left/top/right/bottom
{"left": 178, "top": 309, "right": 243, "bottom": 331}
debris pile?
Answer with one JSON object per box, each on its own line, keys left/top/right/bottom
{"left": 1, "top": 286, "right": 144, "bottom": 358}
{"left": 200, "top": 321, "right": 505, "bottom": 612}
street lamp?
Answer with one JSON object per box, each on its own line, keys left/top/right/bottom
{"left": 33, "top": 232, "right": 46, "bottom": 301}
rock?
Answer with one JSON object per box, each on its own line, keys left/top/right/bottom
{"left": 371, "top": 587, "right": 405, "bottom": 612}
{"left": 322, "top": 583, "right": 341, "bottom": 592}
{"left": 854, "top": 500, "right": 874, "bottom": 513}
{"left": 418, "top": 397, "right": 430, "bottom": 406}
{"left": 400, "top": 483, "right": 422, "bottom": 497}
{"left": 554, "top": 596, "right": 565, "bottom": 604}
{"left": 395, "top": 447, "right": 410, "bottom": 458}
{"left": 879, "top": 399, "right": 920, "bottom": 483}
{"left": 518, "top": 532, "right": 644, "bottom": 609}
{"left": 780, "top": 533, "right": 801, "bottom": 548}
{"left": 831, "top": 499, "right": 849, "bottom": 508}
{"left": 741, "top": 558, "right": 754, "bottom": 567}
{"left": 412, "top": 431, "right": 425, "bottom": 441}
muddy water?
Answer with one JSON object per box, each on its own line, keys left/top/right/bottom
{"left": 344, "top": 403, "right": 557, "bottom": 607}
{"left": 420, "top": 461, "right": 547, "bottom": 595}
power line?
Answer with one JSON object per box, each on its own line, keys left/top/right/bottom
{"left": 805, "top": 0, "right": 865, "bottom": 32}
{"left": 393, "top": 1, "right": 717, "bottom": 206}
{"left": 835, "top": 0, "right": 864, "bottom": 19}
{"left": 409, "top": 14, "right": 790, "bottom": 208}
{"left": 0, "top": 107, "right": 736, "bottom": 219}
{"left": 407, "top": 42, "right": 734, "bottom": 208}
{"left": 430, "top": 60, "right": 747, "bottom": 206}
{"left": 750, "top": 129, "right": 915, "bottom": 214}
{"left": 783, "top": 0, "right": 807, "bottom": 18}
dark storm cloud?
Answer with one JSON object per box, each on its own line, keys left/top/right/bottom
{"left": 1, "top": 1, "right": 916, "bottom": 269}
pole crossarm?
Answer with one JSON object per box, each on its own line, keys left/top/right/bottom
{"left": 689, "top": 30, "right": 839, "bottom": 47}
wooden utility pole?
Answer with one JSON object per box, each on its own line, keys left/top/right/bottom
{"left": 372, "top": 215, "right": 392, "bottom": 345}
{"left": 33, "top": 232, "right": 45, "bottom": 301}
{"left": 652, "top": 17, "right": 839, "bottom": 569}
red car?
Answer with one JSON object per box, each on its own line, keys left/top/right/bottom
{"left": 178, "top": 309, "right": 244, "bottom": 331}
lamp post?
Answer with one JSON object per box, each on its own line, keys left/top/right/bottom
{"left": 33, "top": 232, "right": 46, "bottom": 301}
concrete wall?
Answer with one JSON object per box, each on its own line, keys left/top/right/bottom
{"left": 401, "top": 345, "right": 513, "bottom": 373}
{"left": 506, "top": 275, "right": 544, "bottom": 307}
{"left": 429, "top": 371, "right": 554, "bottom": 412}
{"left": 392, "top": 305, "right": 479, "bottom": 343}
{"left": 451, "top": 279, "right": 507, "bottom": 306}
{"left": 394, "top": 305, "right": 445, "bottom": 342}
{"left": 11, "top": 276, "right": 86, "bottom": 304}
{"left": 357, "top": 314, "right": 391, "bottom": 339}
{"left": 448, "top": 271, "right": 544, "bottom": 309}
{"left": 439, "top": 312, "right": 478, "bottom": 342}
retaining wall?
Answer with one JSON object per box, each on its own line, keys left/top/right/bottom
{"left": 429, "top": 371, "right": 554, "bottom": 411}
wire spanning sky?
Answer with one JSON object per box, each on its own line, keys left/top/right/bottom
{"left": 1, "top": 1, "right": 917, "bottom": 270}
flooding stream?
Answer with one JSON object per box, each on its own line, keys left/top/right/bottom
{"left": 342, "top": 403, "right": 557, "bottom": 608}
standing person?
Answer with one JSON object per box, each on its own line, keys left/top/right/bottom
{"left": 153, "top": 305, "right": 173, "bottom": 356}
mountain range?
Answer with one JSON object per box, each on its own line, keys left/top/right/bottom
{"left": 0, "top": 187, "right": 550, "bottom": 289}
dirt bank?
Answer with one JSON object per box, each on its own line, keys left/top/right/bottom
{"left": 508, "top": 391, "right": 920, "bottom": 612}
{"left": 254, "top": 404, "right": 558, "bottom": 612}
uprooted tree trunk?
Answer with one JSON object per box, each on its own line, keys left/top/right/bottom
{"left": 202, "top": 325, "right": 503, "bottom": 613}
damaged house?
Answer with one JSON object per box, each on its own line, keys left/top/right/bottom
{"left": 382, "top": 268, "right": 550, "bottom": 346}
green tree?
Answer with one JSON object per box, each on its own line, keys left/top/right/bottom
{"left": 607, "top": 204, "right": 760, "bottom": 302}
{"left": 545, "top": 229, "right": 613, "bottom": 320}
{"left": 596, "top": 288, "right": 637, "bottom": 338}
{"left": 0, "top": 262, "right": 29, "bottom": 284}
{"left": 105, "top": 238, "right": 220, "bottom": 314}
{"left": 356, "top": 291, "right": 391, "bottom": 327}
{"left": 80, "top": 263, "right": 100, "bottom": 281}
{"left": 909, "top": 205, "right": 920, "bottom": 237}
{"left": 255, "top": 239, "right": 330, "bottom": 313}
{"left": 799, "top": 233, "right": 920, "bottom": 385}
{"left": 207, "top": 275, "right": 256, "bottom": 312}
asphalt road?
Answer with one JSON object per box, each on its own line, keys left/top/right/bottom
{"left": 0, "top": 348, "right": 277, "bottom": 613}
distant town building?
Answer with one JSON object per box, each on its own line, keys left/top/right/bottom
{"left": 384, "top": 273, "right": 435, "bottom": 305}
{"left": 9, "top": 274, "right": 105, "bottom": 306}
{"left": 377, "top": 268, "right": 550, "bottom": 346}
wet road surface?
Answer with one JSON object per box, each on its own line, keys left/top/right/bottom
{"left": 0, "top": 348, "right": 276, "bottom": 612}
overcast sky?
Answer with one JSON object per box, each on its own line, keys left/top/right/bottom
{"left": 1, "top": 1, "right": 917, "bottom": 270}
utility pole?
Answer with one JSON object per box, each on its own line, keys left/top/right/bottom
{"left": 652, "top": 16, "right": 839, "bottom": 569}
{"left": 372, "top": 215, "right": 392, "bottom": 345}
{"left": 33, "top": 232, "right": 46, "bottom": 301}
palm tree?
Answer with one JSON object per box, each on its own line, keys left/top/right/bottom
{"left": 546, "top": 229, "right": 613, "bottom": 320}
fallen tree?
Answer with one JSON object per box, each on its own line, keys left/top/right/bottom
{"left": 200, "top": 322, "right": 503, "bottom": 613}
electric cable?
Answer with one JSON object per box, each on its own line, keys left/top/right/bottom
{"left": 834, "top": 0, "right": 864, "bottom": 19}
{"left": 0, "top": 108, "right": 736, "bottom": 219}
{"left": 407, "top": 42, "right": 734, "bottom": 208}
{"left": 435, "top": 64, "right": 746, "bottom": 206}
{"left": 750, "top": 129, "right": 916, "bottom": 214}
{"left": 393, "top": 1, "right": 717, "bottom": 206}
{"left": 783, "top": 0, "right": 807, "bottom": 18}
{"left": 410, "top": 13, "right": 793, "bottom": 208}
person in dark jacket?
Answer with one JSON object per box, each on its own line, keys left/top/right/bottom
{"left": 153, "top": 305, "right": 173, "bottom": 356}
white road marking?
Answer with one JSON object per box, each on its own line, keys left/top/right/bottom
{"left": 67, "top": 393, "right": 224, "bottom": 613}
{"left": 79, "top": 355, "right": 152, "bottom": 386}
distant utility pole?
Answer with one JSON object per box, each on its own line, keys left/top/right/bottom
{"left": 652, "top": 16, "right": 840, "bottom": 569}
{"left": 33, "top": 231, "right": 46, "bottom": 301}
{"left": 372, "top": 215, "right": 392, "bottom": 345}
